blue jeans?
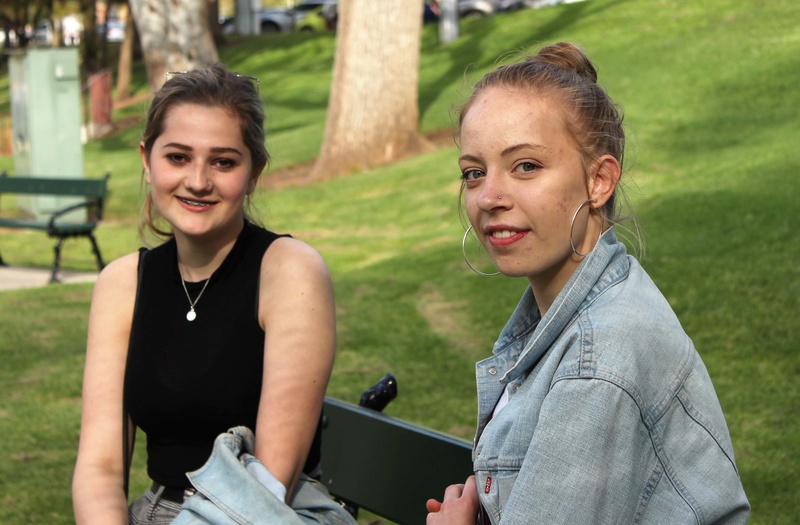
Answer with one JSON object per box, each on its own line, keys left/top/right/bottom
{"left": 128, "top": 485, "right": 182, "bottom": 525}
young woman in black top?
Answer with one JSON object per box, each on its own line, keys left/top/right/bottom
{"left": 73, "top": 65, "right": 336, "bottom": 524}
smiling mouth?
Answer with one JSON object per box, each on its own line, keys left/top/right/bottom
{"left": 486, "top": 229, "right": 527, "bottom": 247}
{"left": 491, "top": 230, "right": 518, "bottom": 239}
{"left": 178, "top": 197, "right": 213, "bottom": 207}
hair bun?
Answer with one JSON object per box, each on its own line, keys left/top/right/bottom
{"left": 530, "top": 42, "right": 598, "bottom": 83}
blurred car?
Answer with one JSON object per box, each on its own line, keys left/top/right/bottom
{"left": 0, "top": 29, "right": 13, "bottom": 48}
{"left": 259, "top": 7, "right": 295, "bottom": 33}
{"left": 293, "top": 0, "right": 337, "bottom": 23}
{"left": 33, "top": 17, "right": 85, "bottom": 46}
{"left": 295, "top": 6, "right": 334, "bottom": 32}
{"left": 219, "top": 16, "right": 236, "bottom": 35}
{"left": 103, "top": 19, "right": 125, "bottom": 42}
{"left": 500, "top": 0, "right": 563, "bottom": 10}
{"left": 259, "top": 0, "right": 337, "bottom": 33}
{"left": 32, "top": 19, "right": 54, "bottom": 45}
{"left": 62, "top": 15, "right": 83, "bottom": 45}
{"left": 458, "top": 0, "right": 502, "bottom": 18}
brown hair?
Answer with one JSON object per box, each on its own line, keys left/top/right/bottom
{"left": 139, "top": 63, "right": 268, "bottom": 240}
{"left": 458, "top": 42, "right": 627, "bottom": 222}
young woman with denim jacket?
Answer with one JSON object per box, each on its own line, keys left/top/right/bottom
{"left": 426, "top": 43, "right": 750, "bottom": 524}
{"left": 72, "top": 65, "right": 337, "bottom": 524}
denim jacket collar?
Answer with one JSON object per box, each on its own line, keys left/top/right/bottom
{"left": 494, "top": 228, "right": 628, "bottom": 385}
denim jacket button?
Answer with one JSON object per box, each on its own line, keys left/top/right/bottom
{"left": 488, "top": 367, "right": 498, "bottom": 375}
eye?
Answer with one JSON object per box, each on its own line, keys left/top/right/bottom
{"left": 461, "top": 168, "right": 485, "bottom": 182}
{"left": 513, "top": 161, "right": 540, "bottom": 174}
{"left": 213, "top": 158, "right": 239, "bottom": 170}
{"left": 165, "top": 153, "right": 189, "bottom": 164}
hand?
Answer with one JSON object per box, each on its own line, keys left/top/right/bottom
{"left": 426, "top": 476, "right": 480, "bottom": 525}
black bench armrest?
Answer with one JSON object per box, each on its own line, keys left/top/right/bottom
{"left": 46, "top": 198, "right": 102, "bottom": 233}
{"left": 320, "top": 397, "right": 473, "bottom": 525}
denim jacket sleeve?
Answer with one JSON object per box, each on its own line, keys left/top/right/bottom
{"left": 497, "top": 375, "right": 749, "bottom": 524}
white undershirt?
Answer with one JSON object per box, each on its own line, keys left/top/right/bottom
{"left": 492, "top": 385, "right": 511, "bottom": 418}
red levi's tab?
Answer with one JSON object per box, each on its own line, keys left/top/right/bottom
{"left": 484, "top": 476, "right": 492, "bottom": 494}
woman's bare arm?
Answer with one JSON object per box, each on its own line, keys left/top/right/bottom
{"left": 254, "top": 237, "right": 336, "bottom": 500}
{"left": 72, "top": 253, "right": 139, "bottom": 524}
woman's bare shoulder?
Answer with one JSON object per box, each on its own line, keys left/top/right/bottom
{"left": 262, "top": 237, "right": 330, "bottom": 279}
{"left": 92, "top": 251, "right": 142, "bottom": 302}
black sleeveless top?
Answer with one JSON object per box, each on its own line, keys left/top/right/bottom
{"left": 124, "top": 221, "right": 322, "bottom": 488}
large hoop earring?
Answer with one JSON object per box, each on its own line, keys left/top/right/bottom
{"left": 569, "top": 199, "right": 598, "bottom": 257}
{"left": 462, "top": 226, "right": 500, "bottom": 277}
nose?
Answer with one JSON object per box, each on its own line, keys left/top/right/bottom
{"left": 475, "top": 172, "right": 510, "bottom": 213}
{"left": 185, "top": 164, "right": 211, "bottom": 192}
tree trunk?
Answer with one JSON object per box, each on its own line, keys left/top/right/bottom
{"left": 115, "top": 5, "right": 136, "bottom": 101}
{"left": 310, "top": 0, "right": 433, "bottom": 180}
{"left": 129, "top": 0, "right": 219, "bottom": 93}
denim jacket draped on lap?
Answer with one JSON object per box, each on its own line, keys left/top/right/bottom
{"left": 171, "top": 426, "right": 355, "bottom": 525}
{"left": 472, "top": 229, "right": 750, "bottom": 524}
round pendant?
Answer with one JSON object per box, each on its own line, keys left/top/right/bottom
{"left": 186, "top": 309, "right": 197, "bottom": 321}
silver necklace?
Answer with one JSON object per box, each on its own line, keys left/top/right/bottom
{"left": 180, "top": 272, "right": 210, "bottom": 322}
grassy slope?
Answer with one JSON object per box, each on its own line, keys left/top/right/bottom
{"left": 0, "top": 0, "right": 798, "bottom": 522}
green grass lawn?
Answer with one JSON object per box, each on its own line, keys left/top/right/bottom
{"left": 1, "top": 0, "right": 798, "bottom": 522}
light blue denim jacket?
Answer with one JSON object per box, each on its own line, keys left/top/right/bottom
{"left": 473, "top": 229, "right": 750, "bottom": 524}
{"left": 172, "top": 426, "right": 356, "bottom": 525}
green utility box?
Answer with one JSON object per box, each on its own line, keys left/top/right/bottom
{"left": 8, "top": 48, "right": 85, "bottom": 221}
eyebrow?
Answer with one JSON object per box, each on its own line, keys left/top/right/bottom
{"left": 459, "top": 143, "right": 550, "bottom": 164}
{"left": 501, "top": 143, "right": 550, "bottom": 156}
{"left": 458, "top": 153, "right": 482, "bottom": 164}
{"left": 162, "top": 143, "right": 244, "bottom": 156}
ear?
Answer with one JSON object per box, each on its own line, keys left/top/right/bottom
{"left": 588, "top": 155, "right": 621, "bottom": 208}
{"left": 139, "top": 142, "right": 152, "bottom": 184}
{"left": 247, "top": 160, "right": 267, "bottom": 195}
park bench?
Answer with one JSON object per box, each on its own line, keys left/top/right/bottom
{"left": 0, "top": 171, "right": 110, "bottom": 283}
{"left": 320, "top": 375, "right": 474, "bottom": 524}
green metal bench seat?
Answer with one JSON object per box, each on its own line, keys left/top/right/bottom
{"left": 0, "top": 217, "right": 98, "bottom": 234}
{"left": 0, "top": 172, "right": 111, "bottom": 283}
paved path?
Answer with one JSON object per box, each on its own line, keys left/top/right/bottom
{"left": 0, "top": 266, "right": 98, "bottom": 291}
